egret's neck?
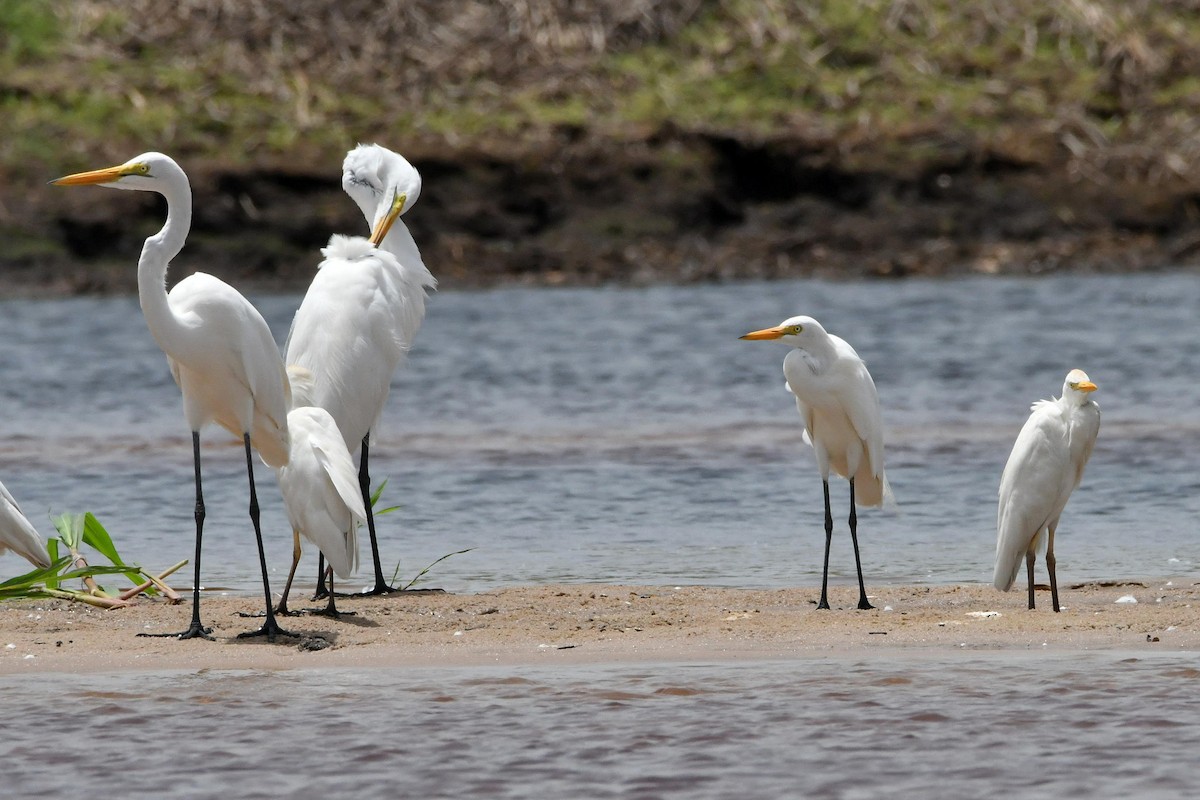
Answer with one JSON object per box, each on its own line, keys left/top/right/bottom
{"left": 381, "top": 220, "right": 436, "bottom": 288}
{"left": 797, "top": 335, "right": 836, "bottom": 373}
{"left": 137, "top": 175, "right": 193, "bottom": 353}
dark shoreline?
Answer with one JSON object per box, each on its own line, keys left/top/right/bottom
{"left": 10, "top": 129, "right": 1200, "bottom": 297}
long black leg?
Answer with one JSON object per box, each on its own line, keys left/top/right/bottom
{"left": 313, "top": 552, "right": 329, "bottom": 600}
{"left": 817, "top": 479, "right": 833, "bottom": 610}
{"left": 1047, "top": 526, "right": 1060, "bottom": 613}
{"left": 1025, "top": 550, "right": 1037, "bottom": 610}
{"left": 237, "top": 433, "right": 296, "bottom": 640}
{"left": 848, "top": 478, "right": 874, "bottom": 610}
{"left": 310, "top": 567, "right": 355, "bottom": 618}
{"left": 140, "top": 431, "right": 213, "bottom": 640}
{"left": 358, "top": 432, "right": 399, "bottom": 595}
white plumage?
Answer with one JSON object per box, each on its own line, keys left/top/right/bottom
{"left": 284, "top": 143, "right": 435, "bottom": 594}
{"left": 995, "top": 369, "right": 1100, "bottom": 611}
{"left": 52, "top": 152, "right": 292, "bottom": 640}
{"left": 285, "top": 233, "right": 424, "bottom": 452}
{"left": 0, "top": 480, "right": 51, "bottom": 568}
{"left": 276, "top": 366, "right": 365, "bottom": 584}
{"left": 741, "top": 315, "right": 891, "bottom": 610}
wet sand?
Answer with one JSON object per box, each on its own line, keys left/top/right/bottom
{"left": 1, "top": 580, "right": 1195, "bottom": 674}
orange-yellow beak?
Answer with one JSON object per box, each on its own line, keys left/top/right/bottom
{"left": 369, "top": 190, "right": 407, "bottom": 245}
{"left": 739, "top": 325, "right": 787, "bottom": 341}
{"left": 50, "top": 164, "right": 130, "bottom": 186}
{"left": 1076, "top": 380, "right": 1098, "bottom": 393}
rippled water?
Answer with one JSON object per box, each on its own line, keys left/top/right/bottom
{"left": 5, "top": 273, "right": 1200, "bottom": 797}
{"left": 5, "top": 652, "right": 1199, "bottom": 798}
{"left": 2, "top": 272, "right": 1200, "bottom": 593}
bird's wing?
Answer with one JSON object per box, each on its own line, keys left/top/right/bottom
{"left": 784, "top": 380, "right": 815, "bottom": 446}
{"left": 836, "top": 355, "right": 888, "bottom": 481}
{"left": 277, "top": 408, "right": 363, "bottom": 578}
{"left": 994, "top": 401, "right": 1070, "bottom": 590}
{"left": 1067, "top": 401, "right": 1101, "bottom": 489}
{"left": 167, "top": 273, "right": 291, "bottom": 466}
{"left": 285, "top": 250, "right": 412, "bottom": 448}
{"left": 0, "top": 481, "right": 51, "bottom": 568}
{"left": 310, "top": 439, "right": 368, "bottom": 525}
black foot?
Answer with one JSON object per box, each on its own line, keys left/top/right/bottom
{"left": 138, "top": 621, "right": 214, "bottom": 640}
{"left": 236, "top": 619, "right": 298, "bottom": 641}
{"left": 273, "top": 604, "right": 303, "bottom": 617}
{"left": 312, "top": 586, "right": 330, "bottom": 601}
{"left": 308, "top": 606, "right": 356, "bottom": 619}
{"left": 816, "top": 596, "right": 831, "bottom": 610}
{"left": 857, "top": 598, "right": 875, "bottom": 610}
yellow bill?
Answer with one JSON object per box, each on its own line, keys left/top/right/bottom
{"left": 50, "top": 163, "right": 139, "bottom": 186}
{"left": 739, "top": 325, "right": 787, "bottom": 341}
{"left": 369, "top": 190, "right": 407, "bottom": 245}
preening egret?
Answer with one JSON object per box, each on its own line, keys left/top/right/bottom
{"left": 741, "top": 316, "right": 893, "bottom": 610}
{"left": 0, "top": 480, "right": 52, "bottom": 569}
{"left": 274, "top": 365, "right": 366, "bottom": 617}
{"left": 995, "top": 369, "right": 1100, "bottom": 612}
{"left": 286, "top": 143, "right": 435, "bottom": 597}
{"left": 52, "top": 153, "right": 292, "bottom": 640}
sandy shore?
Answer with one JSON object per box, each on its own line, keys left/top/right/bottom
{"left": 1, "top": 580, "right": 1195, "bottom": 674}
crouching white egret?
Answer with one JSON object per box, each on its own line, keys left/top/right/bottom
{"left": 273, "top": 365, "right": 366, "bottom": 618}
{"left": 741, "top": 315, "right": 893, "bottom": 610}
{"left": 52, "top": 153, "right": 293, "bottom": 640}
{"left": 0, "top": 480, "right": 52, "bottom": 569}
{"left": 995, "top": 369, "right": 1100, "bottom": 612}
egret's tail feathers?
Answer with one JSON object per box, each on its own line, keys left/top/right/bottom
{"left": 994, "top": 524, "right": 1040, "bottom": 593}
{"left": 853, "top": 462, "right": 893, "bottom": 509}
{"left": 993, "top": 559, "right": 1020, "bottom": 593}
{"left": 252, "top": 418, "right": 291, "bottom": 469}
{"left": 324, "top": 526, "right": 359, "bottom": 580}
{"left": 330, "top": 518, "right": 360, "bottom": 580}
{"left": 0, "top": 536, "right": 51, "bottom": 570}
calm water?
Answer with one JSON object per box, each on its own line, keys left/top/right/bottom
{"left": 1, "top": 272, "right": 1198, "bottom": 593}
{"left": 6, "top": 652, "right": 1200, "bottom": 798}
{"left": 3, "top": 273, "right": 1200, "bottom": 797}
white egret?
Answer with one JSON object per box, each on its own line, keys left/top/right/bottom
{"left": 0, "top": 480, "right": 52, "bottom": 569}
{"left": 741, "top": 315, "right": 893, "bottom": 610}
{"left": 286, "top": 143, "right": 435, "bottom": 597}
{"left": 994, "top": 369, "right": 1100, "bottom": 612}
{"left": 52, "top": 153, "right": 292, "bottom": 640}
{"left": 274, "top": 365, "right": 366, "bottom": 617}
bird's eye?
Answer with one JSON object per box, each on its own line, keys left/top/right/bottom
{"left": 136, "top": 163, "right": 150, "bottom": 175}
{"left": 791, "top": 325, "right": 803, "bottom": 334}
{"left": 347, "top": 174, "right": 380, "bottom": 193}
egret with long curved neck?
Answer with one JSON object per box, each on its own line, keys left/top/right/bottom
{"left": 53, "top": 152, "right": 293, "bottom": 640}
{"left": 286, "top": 143, "right": 435, "bottom": 597}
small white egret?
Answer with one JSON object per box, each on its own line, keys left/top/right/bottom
{"left": 52, "top": 153, "right": 292, "bottom": 640}
{"left": 741, "top": 315, "right": 893, "bottom": 610}
{"left": 0, "top": 480, "right": 52, "bottom": 569}
{"left": 286, "top": 143, "right": 435, "bottom": 597}
{"left": 995, "top": 369, "right": 1100, "bottom": 612}
{"left": 274, "top": 365, "right": 366, "bottom": 617}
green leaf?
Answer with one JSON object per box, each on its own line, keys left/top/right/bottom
{"left": 81, "top": 512, "right": 151, "bottom": 592}
{"left": 369, "top": 478, "right": 389, "bottom": 509}
{"left": 81, "top": 512, "right": 120, "bottom": 562}
{"left": 51, "top": 512, "right": 85, "bottom": 549}
{"left": 397, "top": 548, "right": 475, "bottom": 591}
{"left": 45, "top": 539, "right": 61, "bottom": 590}
{"left": 0, "top": 556, "right": 73, "bottom": 592}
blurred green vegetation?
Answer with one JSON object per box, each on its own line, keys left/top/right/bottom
{"left": 2, "top": 0, "right": 1198, "bottom": 287}
{"left": 2, "top": 0, "right": 1197, "bottom": 181}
